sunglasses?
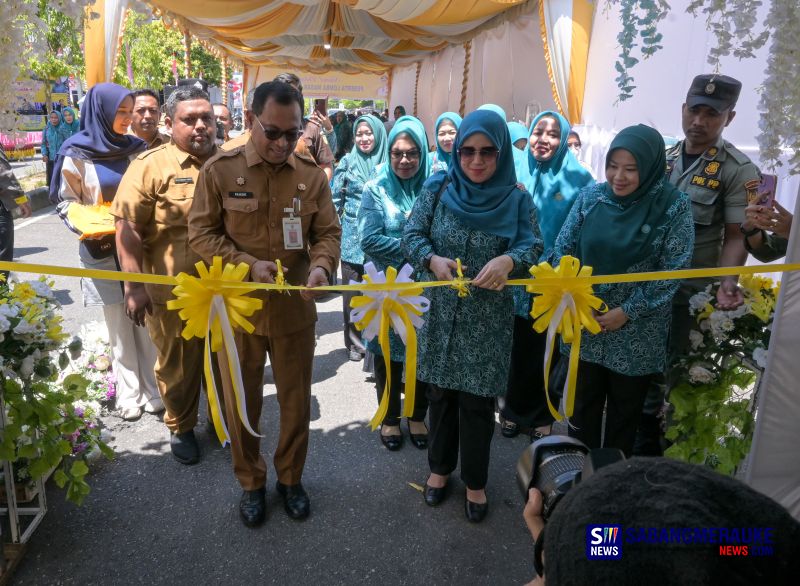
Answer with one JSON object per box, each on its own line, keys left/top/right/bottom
{"left": 390, "top": 149, "right": 421, "bottom": 161}
{"left": 254, "top": 116, "right": 303, "bottom": 142}
{"left": 457, "top": 146, "right": 500, "bottom": 160}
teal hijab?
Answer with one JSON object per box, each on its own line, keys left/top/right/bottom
{"left": 434, "top": 112, "right": 462, "bottom": 168}
{"left": 576, "top": 124, "right": 681, "bottom": 276}
{"left": 348, "top": 114, "right": 388, "bottom": 183}
{"left": 508, "top": 121, "right": 530, "bottom": 182}
{"left": 61, "top": 107, "right": 80, "bottom": 135}
{"left": 478, "top": 103, "right": 507, "bottom": 121}
{"left": 377, "top": 115, "right": 430, "bottom": 212}
{"left": 439, "top": 109, "right": 534, "bottom": 250}
{"left": 526, "top": 111, "right": 594, "bottom": 249}
{"left": 508, "top": 122, "right": 528, "bottom": 145}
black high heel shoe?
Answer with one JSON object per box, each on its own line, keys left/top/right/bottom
{"left": 423, "top": 481, "right": 449, "bottom": 506}
{"left": 465, "top": 494, "right": 489, "bottom": 523}
{"left": 407, "top": 421, "right": 428, "bottom": 450}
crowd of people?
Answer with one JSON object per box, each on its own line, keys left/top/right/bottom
{"left": 0, "top": 68, "right": 791, "bottom": 541}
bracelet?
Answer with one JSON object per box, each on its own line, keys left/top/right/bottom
{"left": 739, "top": 223, "right": 762, "bottom": 238}
{"left": 423, "top": 252, "right": 435, "bottom": 270}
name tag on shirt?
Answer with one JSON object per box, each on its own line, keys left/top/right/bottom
{"left": 228, "top": 191, "right": 253, "bottom": 199}
{"left": 174, "top": 177, "right": 194, "bottom": 184}
{"left": 283, "top": 217, "right": 303, "bottom": 250}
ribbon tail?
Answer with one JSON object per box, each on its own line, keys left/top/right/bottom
{"left": 213, "top": 295, "right": 263, "bottom": 438}
{"left": 204, "top": 325, "right": 230, "bottom": 447}
{"left": 399, "top": 310, "right": 418, "bottom": 419}
{"left": 368, "top": 305, "right": 392, "bottom": 431}
{"left": 542, "top": 299, "right": 568, "bottom": 422}
{"left": 562, "top": 297, "right": 581, "bottom": 429}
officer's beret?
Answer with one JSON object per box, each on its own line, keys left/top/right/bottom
{"left": 686, "top": 74, "right": 742, "bottom": 112}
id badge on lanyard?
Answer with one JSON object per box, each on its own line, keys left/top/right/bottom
{"left": 282, "top": 197, "right": 303, "bottom": 250}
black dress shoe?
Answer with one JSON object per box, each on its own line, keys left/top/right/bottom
{"left": 423, "top": 482, "right": 449, "bottom": 507}
{"left": 380, "top": 427, "right": 403, "bottom": 451}
{"left": 500, "top": 419, "right": 519, "bottom": 438}
{"left": 170, "top": 430, "right": 200, "bottom": 465}
{"left": 239, "top": 487, "right": 266, "bottom": 527}
{"left": 275, "top": 481, "right": 310, "bottom": 520}
{"left": 465, "top": 496, "right": 489, "bottom": 523}
{"left": 407, "top": 422, "right": 428, "bottom": 450}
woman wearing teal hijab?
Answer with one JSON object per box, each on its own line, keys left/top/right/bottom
{"left": 507, "top": 120, "right": 530, "bottom": 181}
{"left": 332, "top": 114, "right": 388, "bottom": 362}
{"left": 500, "top": 110, "right": 595, "bottom": 441}
{"left": 431, "top": 112, "right": 461, "bottom": 173}
{"left": 553, "top": 124, "right": 694, "bottom": 456}
{"left": 403, "top": 109, "right": 542, "bottom": 522}
{"left": 62, "top": 107, "right": 81, "bottom": 136}
{"left": 359, "top": 115, "right": 431, "bottom": 452}
{"left": 41, "top": 110, "right": 68, "bottom": 186}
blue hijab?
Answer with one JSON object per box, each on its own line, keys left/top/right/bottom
{"left": 61, "top": 107, "right": 81, "bottom": 135}
{"left": 375, "top": 115, "right": 431, "bottom": 212}
{"left": 526, "top": 110, "right": 594, "bottom": 250}
{"left": 43, "top": 111, "right": 66, "bottom": 161}
{"left": 433, "top": 112, "right": 462, "bottom": 169}
{"left": 50, "top": 83, "right": 146, "bottom": 204}
{"left": 348, "top": 114, "right": 388, "bottom": 183}
{"left": 508, "top": 121, "right": 530, "bottom": 182}
{"left": 439, "top": 109, "right": 534, "bottom": 250}
{"left": 478, "top": 103, "right": 507, "bottom": 121}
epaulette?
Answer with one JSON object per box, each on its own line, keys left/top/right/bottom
{"left": 205, "top": 145, "right": 245, "bottom": 166}
{"left": 722, "top": 140, "right": 755, "bottom": 166}
{"left": 293, "top": 150, "right": 317, "bottom": 165}
{"left": 135, "top": 143, "right": 169, "bottom": 160}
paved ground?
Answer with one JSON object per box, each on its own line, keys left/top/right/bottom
{"left": 7, "top": 206, "right": 537, "bottom": 585}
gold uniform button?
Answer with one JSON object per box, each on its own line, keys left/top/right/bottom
{"left": 271, "top": 197, "right": 276, "bottom": 202}
{"left": 270, "top": 222, "right": 276, "bottom": 227}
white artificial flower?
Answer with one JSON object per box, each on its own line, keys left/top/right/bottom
{"left": 727, "top": 304, "right": 750, "bottom": 319}
{"left": 12, "top": 319, "right": 38, "bottom": 335}
{"left": 689, "top": 292, "right": 713, "bottom": 313}
{"left": 688, "top": 365, "right": 716, "bottom": 385}
{"left": 752, "top": 347, "right": 769, "bottom": 369}
{"left": 0, "top": 314, "right": 10, "bottom": 334}
{"left": 689, "top": 330, "right": 705, "bottom": 351}
{"left": 19, "top": 355, "right": 35, "bottom": 378}
{"left": 0, "top": 303, "right": 19, "bottom": 318}
{"left": 28, "top": 280, "right": 54, "bottom": 299}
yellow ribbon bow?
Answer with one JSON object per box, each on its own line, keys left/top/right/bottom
{"left": 528, "top": 256, "right": 606, "bottom": 422}
{"left": 450, "top": 258, "right": 470, "bottom": 297}
{"left": 166, "top": 256, "right": 264, "bottom": 445}
{"left": 349, "top": 263, "right": 430, "bottom": 430}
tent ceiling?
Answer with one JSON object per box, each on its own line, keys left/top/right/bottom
{"left": 147, "top": 0, "right": 531, "bottom": 74}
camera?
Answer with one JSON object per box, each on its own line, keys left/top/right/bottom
{"left": 516, "top": 435, "right": 624, "bottom": 521}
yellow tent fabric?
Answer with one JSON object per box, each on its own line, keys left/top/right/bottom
{"left": 145, "top": 0, "right": 530, "bottom": 74}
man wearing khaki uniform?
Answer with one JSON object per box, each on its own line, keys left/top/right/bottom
{"left": 189, "top": 81, "right": 340, "bottom": 527}
{"left": 113, "top": 87, "right": 218, "bottom": 465}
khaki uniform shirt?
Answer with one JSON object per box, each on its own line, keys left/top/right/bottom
{"left": 666, "top": 136, "right": 760, "bottom": 300}
{"left": 111, "top": 141, "right": 211, "bottom": 303}
{"left": 188, "top": 139, "right": 341, "bottom": 336}
{"left": 221, "top": 130, "right": 249, "bottom": 152}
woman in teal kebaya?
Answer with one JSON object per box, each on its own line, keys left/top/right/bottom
{"left": 332, "top": 114, "right": 388, "bottom": 362}
{"left": 359, "top": 115, "right": 431, "bottom": 451}
{"left": 430, "top": 112, "right": 461, "bottom": 173}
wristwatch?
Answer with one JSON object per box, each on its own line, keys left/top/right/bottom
{"left": 739, "top": 223, "right": 762, "bottom": 238}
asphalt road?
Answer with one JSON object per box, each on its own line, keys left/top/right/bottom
{"left": 7, "top": 206, "right": 537, "bottom": 585}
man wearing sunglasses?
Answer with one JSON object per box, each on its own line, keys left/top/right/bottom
{"left": 189, "top": 80, "right": 341, "bottom": 528}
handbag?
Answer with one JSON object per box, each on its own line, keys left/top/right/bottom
{"left": 82, "top": 234, "right": 116, "bottom": 259}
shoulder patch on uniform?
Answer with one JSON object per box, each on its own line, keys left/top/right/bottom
{"left": 135, "top": 144, "right": 169, "bottom": 160}
{"left": 723, "top": 141, "right": 754, "bottom": 166}
{"left": 665, "top": 141, "right": 682, "bottom": 158}
{"left": 293, "top": 150, "right": 317, "bottom": 165}
{"left": 206, "top": 146, "right": 245, "bottom": 166}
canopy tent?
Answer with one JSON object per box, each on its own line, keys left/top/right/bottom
{"left": 85, "top": 0, "right": 799, "bottom": 518}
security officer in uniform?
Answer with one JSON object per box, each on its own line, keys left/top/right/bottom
{"left": 112, "top": 86, "right": 217, "bottom": 465}
{"left": 634, "top": 74, "right": 760, "bottom": 455}
{"left": 1, "top": 150, "right": 31, "bottom": 276}
{"left": 188, "top": 81, "right": 340, "bottom": 527}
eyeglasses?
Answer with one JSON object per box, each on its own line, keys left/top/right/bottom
{"left": 457, "top": 147, "right": 500, "bottom": 160}
{"left": 390, "top": 149, "right": 421, "bottom": 161}
{"left": 254, "top": 116, "right": 303, "bottom": 142}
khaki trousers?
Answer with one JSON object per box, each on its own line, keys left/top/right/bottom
{"left": 217, "top": 325, "right": 315, "bottom": 491}
{"left": 146, "top": 303, "right": 204, "bottom": 434}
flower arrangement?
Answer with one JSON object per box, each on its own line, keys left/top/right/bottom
{"left": 71, "top": 321, "right": 117, "bottom": 409}
{"left": 0, "top": 274, "right": 112, "bottom": 505}
{"left": 666, "top": 275, "right": 779, "bottom": 474}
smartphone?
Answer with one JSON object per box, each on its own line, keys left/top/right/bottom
{"left": 747, "top": 174, "right": 777, "bottom": 207}
{"left": 313, "top": 98, "right": 328, "bottom": 115}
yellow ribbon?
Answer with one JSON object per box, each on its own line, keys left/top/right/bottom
{"left": 450, "top": 258, "right": 470, "bottom": 297}
{"left": 527, "top": 256, "right": 607, "bottom": 422}
{"left": 166, "top": 257, "right": 263, "bottom": 445}
{"left": 274, "top": 259, "right": 289, "bottom": 293}
{"left": 349, "top": 263, "right": 428, "bottom": 430}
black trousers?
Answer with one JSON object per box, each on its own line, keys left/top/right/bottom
{"left": 427, "top": 385, "right": 495, "bottom": 490}
{"left": 341, "top": 261, "right": 366, "bottom": 354}
{"left": 501, "top": 317, "right": 557, "bottom": 429}
{"left": 569, "top": 360, "right": 652, "bottom": 457}
{"left": 374, "top": 358, "right": 429, "bottom": 426}
{"left": 0, "top": 205, "right": 13, "bottom": 279}
{"left": 46, "top": 159, "right": 54, "bottom": 187}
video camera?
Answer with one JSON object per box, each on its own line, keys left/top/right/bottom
{"left": 517, "top": 435, "right": 624, "bottom": 521}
